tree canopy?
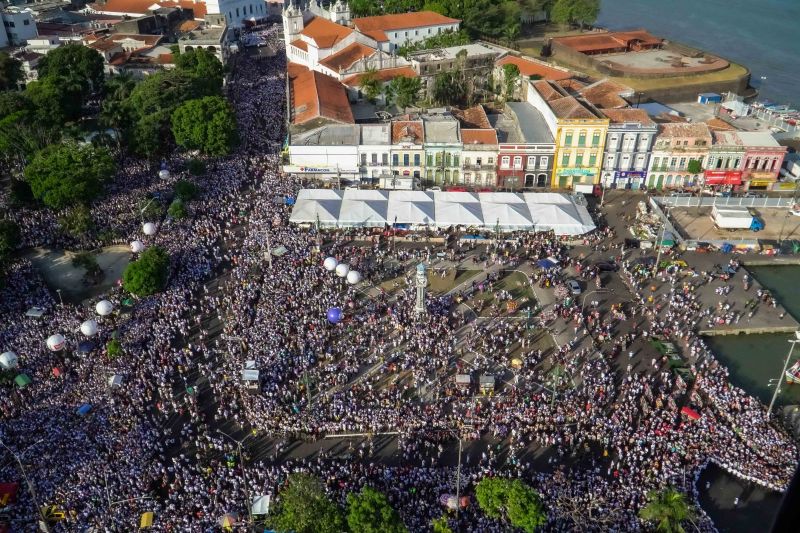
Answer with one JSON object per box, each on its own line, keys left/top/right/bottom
{"left": 174, "top": 48, "right": 225, "bottom": 94}
{"left": 122, "top": 246, "right": 171, "bottom": 296}
{"left": 25, "top": 76, "right": 82, "bottom": 126}
{"left": 346, "top": 486, "right": 406, "bottom": 533}
{"left": 270, "top": 473, "right": 346, "bottom": 533}
{"left": 386, "top": 76, "right": 422, "bottom": 109}
{"left": 37, "top": 43, "right": 105, "bottom": 99}
{"left": 0, "top": 52, "right": 22, "bottom": 91}
{"left": 171, "top": 96, "right": 239, "bottom": 156}
{"left": 550, "top": 0, "right": 599, "bottom": 27}
{"left": 475, "top": 477, "right": 547, "bottom": 533}
{"left": 639, "top": 487, "right": 697, "bottom": 533}
{"left": 23, "top": 143, "right": 115, "bottom": 210}
{"left": 0, "top": 219, "right": 20, "bottom": 264}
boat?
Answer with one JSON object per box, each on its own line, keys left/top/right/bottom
{"left": 785, "top": 360, "right": 800, "bottom": 384}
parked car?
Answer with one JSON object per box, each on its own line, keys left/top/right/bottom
{"left": 427, "top": 186, "right": 442, "bottom": 192}
{"left": 742, "top": 192, "right": 764, "bottom": 198}
{"left": 566, "top": 279, "right": 582, "bottom": 295}
{"left": 670, "top": 191, "right": 693, "bottom": 197}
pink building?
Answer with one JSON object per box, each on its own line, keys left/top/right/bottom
{"left": 737, "top": 132, "right": 787, "bottom": 190}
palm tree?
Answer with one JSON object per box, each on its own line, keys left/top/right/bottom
{"left": 639, "top": 487, "right": 697, "bottom": 533}
{"left": 503, "top": 24, "right": 521, "bottom": 47}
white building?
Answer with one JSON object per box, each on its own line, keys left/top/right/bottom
{"left": 286, "top": 124, "right": 361, "bottom": 184}
{"left": 1, "top": 7, "right": 37, "bottom": 47}
{"left": 87, "top": 0, "right": 265, "bottom": 28}
{"left": 600, "top": 108, "right": 657, "bottom": 190}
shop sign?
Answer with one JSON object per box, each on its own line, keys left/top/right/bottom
{"left": 615, "top": 171, "right": 646, "bottom": 179}
{"left": 559, "top": 168, "right": 594, "bottom": 176}
{"left": 704, "top": 170, "right": 742, "bottom": 185}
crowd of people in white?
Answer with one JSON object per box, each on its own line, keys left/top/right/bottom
{"left": 0, "top": 22, "right": 797, "bottom": 532}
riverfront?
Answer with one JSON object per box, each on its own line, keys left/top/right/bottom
{"left": 598, "top": 0, "right": 800, "bottom": 107}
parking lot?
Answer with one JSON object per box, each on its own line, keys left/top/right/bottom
{"left": 671, "top": 206, "right": 800, "bottom": 241}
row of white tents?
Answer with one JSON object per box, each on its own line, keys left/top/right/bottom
{"left": 289, "top": 190, "right": 596, "bottom": 235}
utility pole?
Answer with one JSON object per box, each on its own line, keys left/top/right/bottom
{"left": 0, "top": 439, "right": 50, "bottom": 533}
{"left": 767, "top": 333, "right": 800, "bottom": 417}
{"left": 652, "top": 207, "right": 670, "bottom": 278}
{"left": 217, "top": 430, "right": 253, "bottom": 525}
{"left": 265, "top": 230, "right": 273, "bottom": 269}
{"left": 455, "top": 435, "right": 463, "bottom": 524}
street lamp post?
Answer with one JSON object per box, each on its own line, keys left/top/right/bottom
{"left": 217, "top": 429, "right": 253, "bottom": 525}
{"left": 0, "top": 439, "right": 51, "bottom": 533}
{"left": 767, "top": 331, "right": 800, "bottom": 418}
{"left": 652, "top": 207, "right": 671, "bottom": 278}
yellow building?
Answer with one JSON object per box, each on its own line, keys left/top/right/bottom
{"left": 526, "top": 80, "right": 609, "bottom": 189}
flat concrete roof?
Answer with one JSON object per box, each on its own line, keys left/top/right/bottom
{"left": 360, "top": 123, "right": 391, "bottom": 145}
{"left": 506, "top": 102, "right": 554, "bottom": 144}
{"left": 736, "top": 131, "right": 781, "bottom": 148}
{"left": 293, "top": 124, "right": 360, "bottom": 146}
{"left": 410, "top": 42, "right": 504, "bottom": 61}
{"left": 422, "top": 115, "right": 460, "bottom": 143}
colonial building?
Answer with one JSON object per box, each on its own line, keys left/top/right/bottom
{"left": 705, "top": 131, "right": 746, "bottom": 191}
{"left": 738, "top": 132, "right": 787, "bottom": 190}
{"left": 600, "top": 108, "right": 656, "bottom": 190}
{"left": 390, "top": 120, "right": 425, "bottom": 188}
{"left": 352, "top": 10, "right": 459, "bottom": 52}
{"left": 411, "top": 43, "right": 504, "bottom": 101}
{"left": 492, "top": 102, "right": 554, "bottom": 189}
{"left": 494, "top": 54, "right": 572, "bottom": 101}
{"left": 286, "top": 124, "right": 360, "bottom": 184}
{"left": 527, "top": 80, "right": 608, "bottom": 189}
{"left": 357, "top": 123, "right": 392, "bottom": 187}
{"left": 423, "top": 112, "right": 461, "bottom": 186}
{"left": 1, "top": 7, "right": 37, "bottom": 47}
{"left": 646, "top": 123, "right": 712, "bottom": 190}
{"left": 87, "top": 0, "right": 265, "bottom": 28}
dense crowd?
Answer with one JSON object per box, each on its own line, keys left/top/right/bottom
{"left": 0, "top": 23, "right": 797, "bottom": 533}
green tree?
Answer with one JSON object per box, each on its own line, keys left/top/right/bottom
{"left": 25, "top": 76, "right": 82, "bottom": 126}
{"left": 270, "top": 473, "right": 346, "bottom": 533}
{"left": 106, "top": 338, "right": 122, "bottom": 358}
{"left": 71, "top": 250, "right": 102, "bottom": 280}
{"left": 550, "top": 0, "right": 599, "bottom": 27}
{"left": 475, "top": 478, "right": 546, "bottom": 533}
{"left": 37, "top": 43, "right": 105, "bottom": 98}
{"left": 502, "top": 63, "right": 521, "bottom": 100}
{"left": 174, "top": 180, "right": 199, "bottom": 201}
{"left": 550, "top": 0, "right": 574, "bottom": 25}
{"left": 122, "top": 246, "right": 170, "bottom": 296}
{"left": 24, "top": 144, "right": 115, "bottom": 210}
{"left": 349, "top": 0, "right": 379, "bottom": 15}
{"left": 432, "top": 71, "right": 467, "bottom": 106}
{"left": 174, "top": 48, "right": 224, "bottom": 95}
{"left": 431, "top": 515, "right": 454, "bottom": 533}
{"left": 639, "top": 487, "right": 696, "bottom": 533}
{"left": 687, "top": 159, "right": 703, "bottom": 174}
{"left": 168, "top": 199, "right": 188, "bottom": 219}
{"left": 346, "top": 486, "right": 406, "bottom": 533}
{"left": 0, "top": 219, "right": 20, "bottom": 266}
{"left": 171, "top": 96, "right": 239, "bottom": 155}
{"left": 386, "top": 76, "right": 422, "bottom": 108}
{"left": 0, "top": 52, "right": 22, "bottom": 91}
{"left": 359, "top": 68, "right": 382, "bottom": 103}
{"left": 58, "top": 205, "right": 94, "bottom": 237}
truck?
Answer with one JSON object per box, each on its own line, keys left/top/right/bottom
{"left": 711, "top": 205, "right": 753, "bottom": 230}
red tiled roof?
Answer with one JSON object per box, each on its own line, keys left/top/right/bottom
{"left": 601, "top": 108, "right": 654, "bottom": 126}
{"left": 290, "top": 39, "right": 308, "bottom": 52}
{"left": 300, "top": 16, "right": 353, "bottom": 49}
{"left": 391, "top": 121, "right": 424, "bottom": 144}
{"left": 319, "top": 43, "right": 375, "bottom": 72}
{"left": 157, "top": 53, "right": 174, "bottom": 64}
{"left": 552, "top": 29, "right": 662, "bottom": 54}
{"left": 87, "top": 39, "right": 121, "bottom": 51}
{"left": 178, "top": 19, "right": 201, "bottom": 32}
{"left": 361, "top": 29, "right": 388, "bottom": 42}
{"left": 532, "top": 80, "right": 564, "bottom": 102}
{"left": 109, "top": 33, "right": 163, "bottom": 47}
{"left": 462, "top": 129, "right": 497, "bottom": 145}
{"left": 342, "top": 66, "right": 418, "bottom": 87}
{"left": 353, "top": 11, "right": 459, "bottom": 32}
{"left": 89, "top": 0, "right": 207, "bottom": 19}
{"left": 549, "top": 96, "right": 597, "bottom": 120}
{"left": 288, "top": 64, "right": 354, "bottom": 125}
{"left": 578, "top": 79, "right": 631, "bottom": 109}
{"left": 496, "top": 55, "right": 571, "bottom": 82}
{"left": 452, "top": 105, "right": 491, "bottom": 129}
{"left": 706, "top": 118, "right": 738, "bottom": 132}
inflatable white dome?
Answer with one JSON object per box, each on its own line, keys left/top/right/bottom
{"left": 346, "top": 270, "right": 362, "bottom": 285}
{"left": 95, "top": 300, "right": 114, "bottom": 316}
{"left": 158, "top": 169, "right": 170, "bottom": 180}
{"left": 0, "top": 351, "right": 18, "bottom": 369}
{"left": 46, "top": 334, "right": 66, "bottom": 352}
{"left": 130, "top": 240, "right": 145, "bottom": 253}
{"left": 142, "top": 222, "right": 157, "bottom": 236}
{"left": 80, "top": 319, "right": 98, "bottom": 337}
{"left": 335, "top": 263, "right": 350, "bottom": 278}
{"left": 323, "top": 257, "right": 338, "bottom": 271}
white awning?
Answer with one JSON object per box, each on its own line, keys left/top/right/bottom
{"left": 386, "top": 191, "right": 435, "bottom": 225}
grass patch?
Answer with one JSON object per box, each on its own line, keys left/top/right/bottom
{"left": 428, "top": 268, "right": 481, "bottom": 294}
{"left": 464, "top": 271, "right": 538, "bottom": 317}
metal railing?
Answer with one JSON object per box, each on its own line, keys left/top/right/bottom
{"left": 655, "top": 196, "right": 795, "bottom": 208}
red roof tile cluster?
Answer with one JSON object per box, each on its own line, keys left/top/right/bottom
{"left": 90, "top": 0, "right": 208, "bottom": 19}
{"left": 578, "top": 80, "right": 632, "bottom": 109}
{"left": 496, "top": 55, "right": 571, "bottom": 82}
{"left": 288, "top": 63, "right": 354, "bottom": 125}
{"left": 452, "top": 105, "right": 491, "bottom": 129}
{"left": 319, "top": 42, "right": 375, "bottom": 72}
{"left": 552, "top": 30, "right": 662, "bottom": 54}
{"left": 601, "top": 108, "right": 654, "bottom": 126}
{"left": 353, "top": 11, "right": 459, "bottom": 32}
{"left": 391, "top": 121, "right": 424, "bottom": 144}
{"left": 462, "top": 129, "right": 498, "bottom": 145}
{"left": 342, "top": 66, "right": 418, "bottom": 87}
{"left": 300, "top": 16, "right": 353, "bottom": 48}
{"left": 290, "top": 39, "right": 308, "bottom": 52}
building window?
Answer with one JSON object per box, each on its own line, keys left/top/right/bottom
{"left": 575, "top": 154, "right": 583, "bottom": 167}
{"left": 561, "top": 152, "right": 570, "bottom": 166}
{"left": 453, "top": 155, "right": 459, "bottom": 166}
{"left": 361, "top": 154, "right": 367, "bottom": 165}
{"left": 513, "top": 156, "right": 522, "bottom": 169}
{"left": 371, "top": 153, "right": 377, "bottom": 164}
{"left": 414, "top": 154, "right": 420, "bottom": 166}
{"left": 403, "top": 154, "right": 409, "bottom": 166}
{"left": 592, "top": 131, "right": 601, "bottom": 146}
{"left": 564, "top": 131, "right": 573, "bottom": 145}
{"left": 427, "top": 154, "right": 433, "bottom": 166}
{"left": 589, "top": 152, "right": 597, "bottom": 166}
{"left": 652, "top": 157, "right": 660, "bottom": 168}
{"left": 527, "top": 156, "right": 536, "bottom": 168}
{"left": 23, "top": 19, "right": 29, "bottom": 25}
{"left": 501, "top": 156, "right": 510, "bottom": 169}
{"left": 445, "top": 153, "right": 452, "bottom": 167}
{"left": 578, "top": 131, "right": 586, "bottom": 146}
{"left": 488, "top": 157, "right": 494, "bottom": 164}
{"left": 679, "top": 157, "right": 686, "bottom": 169}
{"left": 236, "top": 7, "right": 239, "bottom": 17}
{"left": 382, "top": 153, "right": 388, "bottom": 165}
{"left": 392, "top": 154, "right": 399, "bottom": 166}
{"left": 539, "top": 156, "right": 548, "bottom": 169}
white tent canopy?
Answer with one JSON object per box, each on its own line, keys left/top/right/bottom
{"left": 290, "top": 189, "right": 596, "bottom": 235}
{"left": 386, "top": 191, "right": 435, "bottom": 226}
{"left": 338, "top": 190, "right": 389, "bottom": 227}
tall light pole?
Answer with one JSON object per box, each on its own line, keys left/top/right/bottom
{"left": 767, "top": 331, "right": 800, "bottom": 418}
{"left": 0, "top": 439, "right": 50, "bottom": 533}
{"left": 217, "top": 430, "right": 253, "bottom": 525}
{"left": 652, "top": 206, "right": 670, "bottom": 278}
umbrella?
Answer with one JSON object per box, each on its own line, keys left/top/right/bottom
{"left": 77, "top": 341, "right": 95, "bottom": 355}
{"left": 76, "top": 404, "right": 92, "bottom": 416}
{"left": 220, "top": 513, "right": 237, "bottom": 530}
{"left": 14, "top": 374, "right": 31, "bottom": 388}
{"left": 140, "top": 511, "right": 154, "bottom": 528}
